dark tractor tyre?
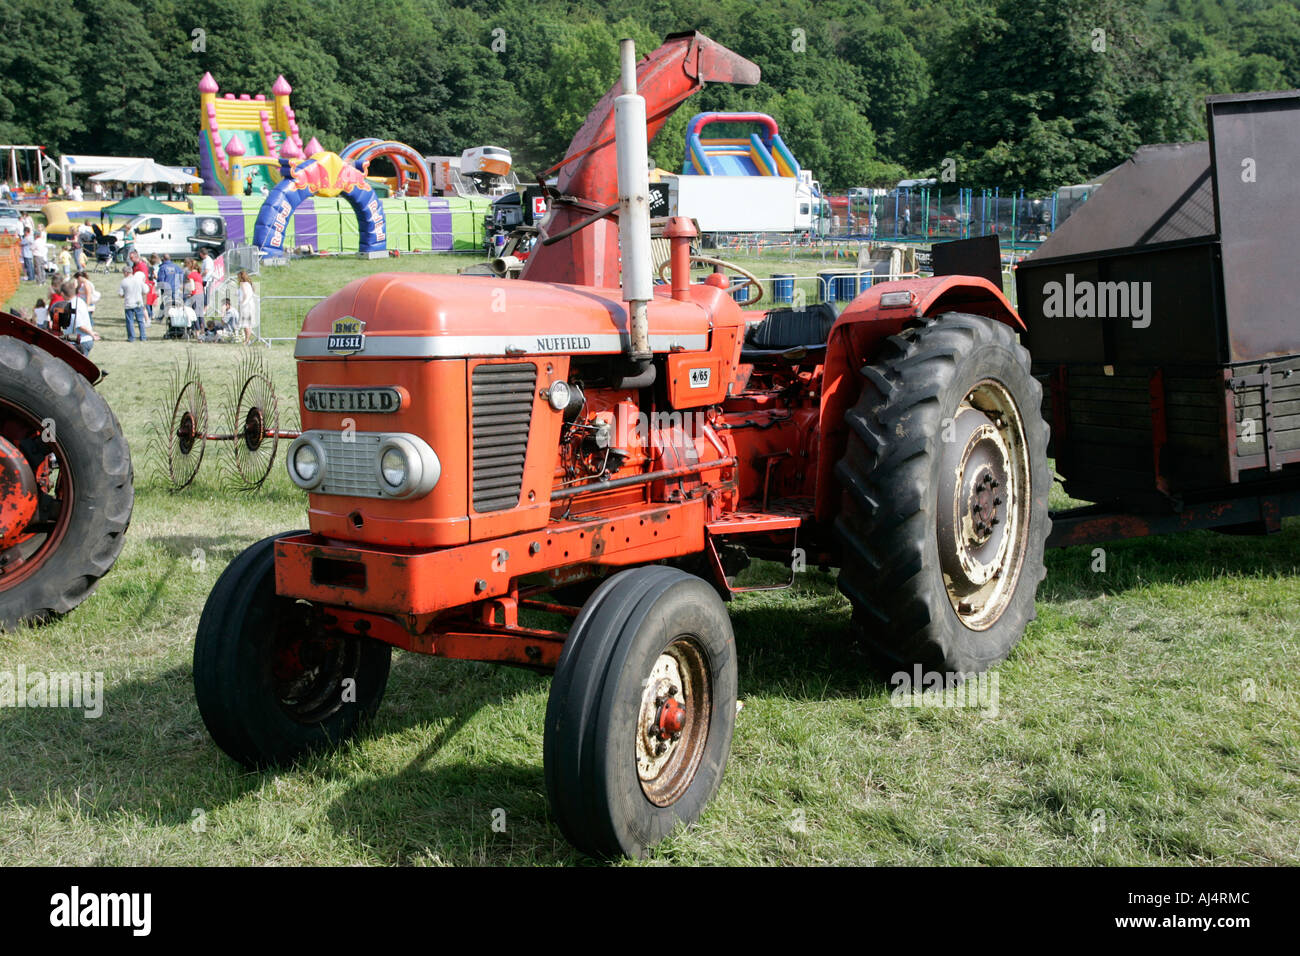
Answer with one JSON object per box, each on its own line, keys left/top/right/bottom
{"left": 0, "top": 337, "right": 133, "bottom": 629}
{"left": 834, "top": 312, "right": 1051, "bottom": 676}
{"left": 544, "top": 566, "right": 738, "bottom": 859}
{"left": 193, "top": 532, "right": 392, "bottom": 769}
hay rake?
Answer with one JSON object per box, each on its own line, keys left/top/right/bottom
{"left": 148, "top": 352, "right": 300, "bottom": 492}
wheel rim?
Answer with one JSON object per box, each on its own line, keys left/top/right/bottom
{"left": 230, "top": 373, "right": 278, "bottom": 490}
{"left": 269, "top": 601, "right": 358, "bottom": 724}
{"left": 936, "top": 379, "right": 1032, "bottom": 631}
{"left": 167, "top": 380, "right": 207, "bottom": 489}
{"left": 636, "top": 637, "right": 712, "bottom": 807}
{"left": 0, "top": 399, "right": 75, "bottom": 591}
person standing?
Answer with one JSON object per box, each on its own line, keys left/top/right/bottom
{"left": 63, "top": 280, "right": 95, "bottom": 355}
{"left": 32, "top": 226, "right": 48, "bottom": 280}
{"left": 59, "top": 243, "right": 73, "bottom": 278}
{"left": 119, "top": 267, "right": 147, "bottom": 342}
{"left": 244, "top": 173, "right": 254, "bottom": 196}
{"left": 237, "top": 270, "right": 257, "bottom": 344}
{"left": 20, "top": 228, "right": 34, "bottom": 281}
{"left": 157, "top": 253, "right": 182, "bottom": 307}
{"left": 184, "top": 258, "right": 204, "bottom": 315}
{"left": 75, "top": 271, "right": 100, "bottom": 326}
{"left": 198, "top": 248, "right": 216, "bottom": 313}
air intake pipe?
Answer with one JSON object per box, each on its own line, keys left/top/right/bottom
{"left": 614, "top": 38, "right": 655, "bottom": 386}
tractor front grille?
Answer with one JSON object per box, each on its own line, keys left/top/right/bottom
{"left": 307, "top": 431, "right": 387, "bottom": 498}
{"left": 471, "top": 362, "right": 537, "bottom": 512}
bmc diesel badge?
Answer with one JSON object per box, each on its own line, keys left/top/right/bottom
{"left": 327, "top": 316, "right": 366, "bottom": 355}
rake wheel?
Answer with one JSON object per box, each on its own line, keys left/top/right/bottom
{"left": 221, "top": 352, "right": 281, "bottom": 492}
{"left": 150, "top": 355, "right": 208, "bottom": 491}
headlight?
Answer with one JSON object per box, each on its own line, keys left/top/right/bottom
{"left": 546, "top": 380, "right": 571, "bottom": 412}
{"left": 374, "top": 436, "right": 440, "bottom": 499}
{"left": 286, "top": 436, "right": 325, "bottom": 490}
{"left": 380, "top": 447, "right": 408, "bottom": 489}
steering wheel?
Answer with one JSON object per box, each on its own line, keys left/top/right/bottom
{"left": 657, "top": 254, "right": 764, "bottom": 307}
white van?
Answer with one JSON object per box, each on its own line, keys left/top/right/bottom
{"left": 107, "top": 214, "right": 225, "bottom": 258}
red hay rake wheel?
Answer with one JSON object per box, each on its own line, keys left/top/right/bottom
{"left": 148, "top": 352, "right": 299, "bottom": 493}
{"left": 149, "top": 354, "right": 209, "bottom": 491}
{"left": 220, "top": 352, "right": 283, "bottom": 493}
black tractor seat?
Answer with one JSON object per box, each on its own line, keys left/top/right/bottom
{"left": 741, "top": 303, "right": 836, "bottom": 363}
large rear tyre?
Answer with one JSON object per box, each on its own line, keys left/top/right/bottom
{"left": 193, "top": 532, "right": 392, "bottom": 768}
{"left": 544, "top": 566, "right": 737, "bottom": 858}
{"left": 834, "top": 313, "right": 1050, "bottom": 675}
{"left": 0, "top": 337, "right": 133, "bottom": 629}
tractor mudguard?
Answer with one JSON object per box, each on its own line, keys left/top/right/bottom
{"left": 0, "top": 312, "right": 102, "bottom": 385}
{"left": 814, "top": 276, "right": 1023, "bottom": 524}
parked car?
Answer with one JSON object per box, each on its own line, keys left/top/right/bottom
{"left": 0, "top": 205, "right": 22, "bottom": 235}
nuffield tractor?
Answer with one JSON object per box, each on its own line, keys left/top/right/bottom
{"left": 193, "top": 32, "right": 1053, "bottom": 857}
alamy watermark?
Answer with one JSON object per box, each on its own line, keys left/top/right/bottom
{"left": 0, "top": 666, "right": 103, "bottom": 718}
{"left": 1042, "top": 273, "right": 1151, "bottom": 329}
{"left": 889, "top": 665, "right": 999, "bottom": 717}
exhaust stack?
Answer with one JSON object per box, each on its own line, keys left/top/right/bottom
{"left": 615, "top": 38, "right": 653, "bottom": 361}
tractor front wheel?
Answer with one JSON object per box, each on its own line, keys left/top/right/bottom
{"left": 544, "top": 566, "right": 737, "bottom": 858}
{"left": 193, "top": 532, "right": 392, "bottom": 768}
{"left": 834, "top": 312, "right": 1050, "bottom": 675}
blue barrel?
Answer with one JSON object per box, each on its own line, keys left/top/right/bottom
{"left": 772, "top": 273, "right": 795, "bottom": 304}
{"left": 857, "top": 271, "right": 874, "bottom": 295}
{"left": 818, "top": 270, "right": 839, "bottom": 303}
{"left": 833, "top": 273, "right": 858, "bottom": 301}
{"left": 729, "top": 275, "right": 752, "bottom": 304}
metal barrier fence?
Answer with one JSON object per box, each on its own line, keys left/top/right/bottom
{"left": 813, "top": 186, "right": 1096, "bottom": 245}
{"left": 222, "top": 243, "right": 260, "bottom": 277}
{"left": 258, "top": 295, "right": 324, "bottom": 344}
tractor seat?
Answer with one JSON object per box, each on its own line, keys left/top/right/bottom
{"left": 741, "top": 303, "right": 836, "bottom": 362}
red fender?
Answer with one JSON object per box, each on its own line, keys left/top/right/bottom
{"left": 0, "top": 312, "right": 102, "bottom": 384}
{"left": 814, "top": 276, "right": 1023, "bottom": 523}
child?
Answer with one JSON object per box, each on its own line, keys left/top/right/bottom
{"left": 59, "top": 244, "right": 72, "bottom": 278}
{"left": 34, "top": 298, "right": 48, "bottom": 330}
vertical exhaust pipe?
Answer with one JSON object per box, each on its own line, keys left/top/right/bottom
{"left": 615, "top": 38, "right": 653, "bottom": 364}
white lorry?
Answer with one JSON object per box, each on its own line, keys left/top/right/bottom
{"left": 660, "top": 172, "right": 826, "bottom": 234}
{"left": 105, "top": 213, "right": 225, "bottom": 259}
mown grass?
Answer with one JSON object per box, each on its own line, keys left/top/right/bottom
{"left": 1, "top": 256, "right": 1297, "bottom": 866}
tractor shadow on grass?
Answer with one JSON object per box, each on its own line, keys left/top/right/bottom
{"left": 323, "top": 574, "right": 892, "bottom": 865}
{"left": 0, "top": 663, "right": 271, "bottom": 842}
{"left": 1041, "top": 521, "right": 1300, "bottom": 601}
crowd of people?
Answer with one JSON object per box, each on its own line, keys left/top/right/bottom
{"left": 22, "top": 246, "right": 258, "bottom": 349}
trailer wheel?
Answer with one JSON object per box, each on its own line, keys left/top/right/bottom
{"left": 834, "top": 313, "right": 1050, "bottom": 675}
{"left": 0, "top": 337, "right": 132, "bottom": 629}
{"left": 194, "top": 532, "right": 391, "bottom": 768}
{"left": 544, "top": 566, "right": 737, "bottom": 858}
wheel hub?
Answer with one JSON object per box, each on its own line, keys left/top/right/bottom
{"left": 0, "top": 434, "right": 39, "bottom": 551}
{"left": 243, "top": 407, "right": 265, "bottom": 452}
{"left": 177, "top": 411, "right": 196, "bottom": 456}
{"left": 936, "top": 381, "right": 1032, "bottom": 630}
{"left": 635, "top": 640, "right": 712, "bottom": 807}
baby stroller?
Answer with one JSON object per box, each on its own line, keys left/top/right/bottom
{"left": 90, "top": 226, "right": 119, "bottom": 272}
{"left": 164, "top": 302, "right": 199, "bottom": 340}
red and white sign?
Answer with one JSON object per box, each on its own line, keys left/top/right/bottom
{"left": 532, "top": 196, "right": 547, "bottom": 218}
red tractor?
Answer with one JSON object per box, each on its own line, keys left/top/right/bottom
{"left": 194, "top": 33, "right": 1050, "bottom": 857}
{"left": 0, "top": 312, "right": 134, "bottom": 628}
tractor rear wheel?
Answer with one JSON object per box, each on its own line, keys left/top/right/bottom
{"left": 544, "top": 566, "right": 737, "bottom": 858}
{"left": 194, "top": 532, "right": 392, "bottom": 768}
{"left": 0, "top": 337, "right": 132, "bottom": 629}
{"left": 834, "top": 313, "right": 1050, "bottom": 675}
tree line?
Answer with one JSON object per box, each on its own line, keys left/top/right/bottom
{"left": 1, "top": 0, "right": 1297, "bottom": 192}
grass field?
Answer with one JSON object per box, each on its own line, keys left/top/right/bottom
{"left": 1, "top": 255, "right": 1297, "bottom": 866}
